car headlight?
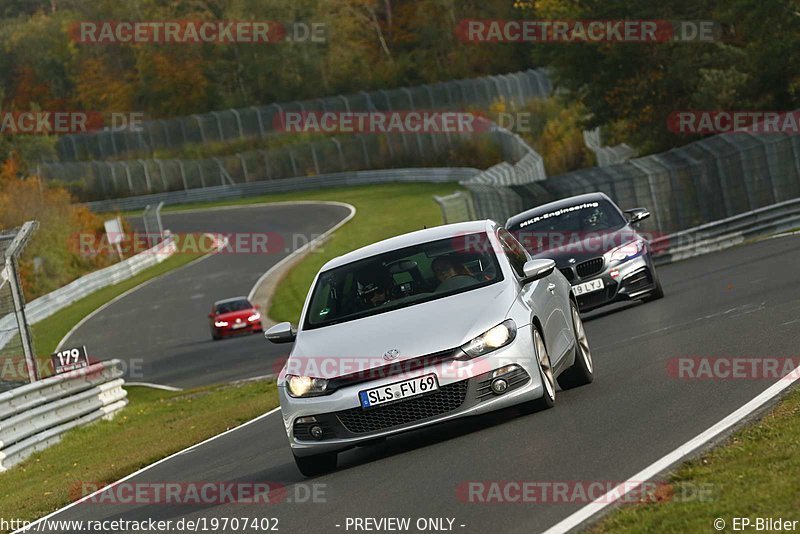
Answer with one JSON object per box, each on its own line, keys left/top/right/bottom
{"left": 248, "top": 312, "right": 261, "bottom": 322}
{"left": 457, "top": 320, "right": 517, "bottom": 360}
{"left": 214, "top": 320, "right": 228, "bottom": 327}
{"left": 286, "top": 374, "right": 329, "bottom": 398}
{"left": 605, "top": 239, "right": 645, "bottom": 262}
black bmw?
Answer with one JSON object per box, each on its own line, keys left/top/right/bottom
{"left": 506, "top": 192, "right": 664, "bottom": 312}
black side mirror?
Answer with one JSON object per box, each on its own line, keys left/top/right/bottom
{"left": 624, "top": 208, "right": 650, "bottom": 224}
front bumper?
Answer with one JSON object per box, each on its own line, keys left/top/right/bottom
{"left": 216, "top": 321, "right": 263, "bottom": 336}
{"left": 279, "top": 326, "right": 545, "bottom": 457}
{"left": 564, "top": 253, "right": 659, "bottom": 312}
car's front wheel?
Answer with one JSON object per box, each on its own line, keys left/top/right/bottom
{"left": 521, "top": 326, "right": 555, "bottom": 413}
{"left": 293, "top": 451, "right": 337, "bottom": 477}
{"left": 643, "top": 267, "right": 664, "bottom": 301}
{"left": 557, "top": 302, "right": 594, "bottom": 389}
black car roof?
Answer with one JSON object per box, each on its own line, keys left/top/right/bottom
{"left": 505, "top": 192, "right": 615, "bottom": 229}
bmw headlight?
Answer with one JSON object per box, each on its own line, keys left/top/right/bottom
{"left": 457, "top": 320, "right": 517, "bottom": 360}
{"left": 214, "top": 320, "right": 229, "bottom": 327}
{"left": 248, "top": 312, "right": 261, "bottom": 322}
{"left": 286, "top": 374, "right": 329, "bottom": 398}
{"left": 605, "top": 239, "right": 645, "bottom": 262}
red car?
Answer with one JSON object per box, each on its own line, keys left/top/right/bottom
{"left": 209, "top": 297, "right": 263, "bottom": 340}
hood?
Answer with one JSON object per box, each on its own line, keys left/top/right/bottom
{"left": 530, "top": 226, "right": 639, "bottom": 268}
{"left": 287, "top": 281, "right": 516, "bottom": 379}
{"left": 216, "top": 309, "right": 256, "bottom": 322}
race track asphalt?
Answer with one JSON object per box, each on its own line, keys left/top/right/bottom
{"left": 40, "top": 233, "right": 800, "bottom": 533}
{"left": 62, "top": 202, "right": 351, "bottom": 388}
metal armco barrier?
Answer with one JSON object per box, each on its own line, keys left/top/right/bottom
{"left": 651, "top": 197, "right": 800, "bottom": 265}
{"left": 0, "top": 360, "right": 127, "bottom": 471}
{"left": 0, "top": 236, "right": 177, "bottom": 356}
{"left": 85, "top": 167, "right": 481, "bottom": 213}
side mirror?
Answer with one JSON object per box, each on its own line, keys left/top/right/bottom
{"left": 624, "top": 208, "right": 650, "bottom": 224}
{"left": 265, "top": 322, "right": 296, "bottom": 344}
{"left": 208, "top": 313, "right": 215, "bottom": 319}
{"left": 522, "top": 259, "right": 556, "bottom": 283}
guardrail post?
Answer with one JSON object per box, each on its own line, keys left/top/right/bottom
{"left": 330, "top": 138, "right": 346, "bottom": 171}
{"left": 177, "top": 160, "right": 189, "bottom": 190}
{"left": 230, "top": 109, "right": 244, "bottom": 139}
{"left": 251, "top": 106, "right": 265, "bottom": 138}
{"left": 139, "top": 159, "right": 152, "bottom": 192}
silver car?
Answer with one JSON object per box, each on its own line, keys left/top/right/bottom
{"left": 265, "top": 220, "right": 594, "bottom": 476}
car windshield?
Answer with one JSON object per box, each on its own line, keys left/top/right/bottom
{"left": 508, "top": 199, "right": 627, "bottom": 253}
{"left": 304, "top": 232, "right": 503, "bottom": 329}
{"left": 215, "top": 299, "right": 252, "bottom": 314}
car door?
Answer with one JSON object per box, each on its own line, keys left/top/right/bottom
{"left": 497, "top": 228, "right": 572, "bottom": 365}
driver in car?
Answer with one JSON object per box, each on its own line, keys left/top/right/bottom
{"left": 357, "top": 275, "right": 392, "bottom": 308}
{"left": 431, "top": 256, "right": 474, "bottom": 291}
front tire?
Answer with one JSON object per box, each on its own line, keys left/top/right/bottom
{"left": 293, "top": 451, "right": 337, "bottom": 477}
{"left": 557, "top": 302, "right": 594, "bottom": 389}
{"left": 521, "top": 327, "right": 555, "bottom": 413}
{"left": 643, "top": 267, "right": 664, "bottom": 301}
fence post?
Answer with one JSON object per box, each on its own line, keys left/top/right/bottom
{"left": 4, "top": 221, "right": 40, "bottom": 382}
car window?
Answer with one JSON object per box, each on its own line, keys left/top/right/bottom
{"left": 303, "top": 232, "right": 503, "bottom": 329}
{"left": 508, "top": 199, "right": 627, "bottom": 253}
{"left": 496, "top": 228, "right": 528, "bottom": 278}
{"left": 215, "top": 299, "right": 251, "bottom": 314}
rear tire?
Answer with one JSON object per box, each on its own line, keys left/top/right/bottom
{"left": 521, "top": 327, "right": 555, "bottom": 413}
{"left": 557, "top": 302, "right": 594, "bottom": 389}
{"left": 293, "top": 451, "right": 338, "bottom": 477}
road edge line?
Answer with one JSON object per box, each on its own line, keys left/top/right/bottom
{"left": 247, "top": 201, "right": 357, "bottom": 325}
{"left": 15, "top": 407, "right": 282, "bottom": 533}
{"left": 542, "top": 364, "right": 800, "bottom": 534}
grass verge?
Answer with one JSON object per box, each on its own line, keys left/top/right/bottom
{"left": 0, "top": 381, "right": 278, "bottom": 529}
{"left": 592, "top": 386, "right": 800, "bottom": 532}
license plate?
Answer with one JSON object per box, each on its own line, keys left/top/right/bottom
{"left": 573, "top": 279, "right": 604, "bottom": 295}
{"left": 231, "top": 322, "right": 247, "bottom": 329}
{"left": 359, "top": 374, "right": 439, "bottom": 409}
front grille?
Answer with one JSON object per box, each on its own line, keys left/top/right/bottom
{"left": 576, "top": 257, "right": 604, "bottom": 278}
{"left": 559, "top": 267, "right": 576, "bottom": 282}
{"left": 336, "top": 380, "right": 469, "bottom": 434}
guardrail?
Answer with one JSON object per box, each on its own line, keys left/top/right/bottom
{"left": 652, "top": 197, "right": 800, "bottom": 265}
{"left": 85, "top": 167, "right": 481, "bottom": 213}
{"left": 0, "top": 236, "right": 177, "bottom": 355}
{"left": 0, "top": 360, "right": 127, "bottom": 471}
